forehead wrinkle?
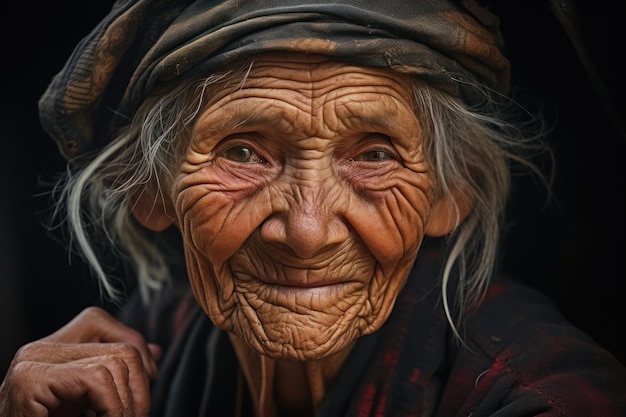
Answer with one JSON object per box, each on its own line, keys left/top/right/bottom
{"left": 195, "top": 97, "right": 303, "bottom": 138}
{"left": 218, "top": 91, "right": 342, "bottom": 141}
{"left": 193, "top": 95, "right": 421, "bottom": 162}
{"left": 334, "top": 96, "right": 421, "bottom": 145}
{"left": 195, "top": 69, "right": 419, "bottom": 148}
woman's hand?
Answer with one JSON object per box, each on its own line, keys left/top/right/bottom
{"left": 0, "top": 306, "right": 161, "bottom": 417}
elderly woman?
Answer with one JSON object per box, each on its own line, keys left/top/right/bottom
{"left": 2, "top": 0, "right": 625, "bottom": 416}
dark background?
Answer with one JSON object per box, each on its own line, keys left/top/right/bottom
{"left": 1, "top": 1, "right": 624, "bottom": 377}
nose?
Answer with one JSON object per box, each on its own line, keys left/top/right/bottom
{"left": 260, "top": 186, "right": 349, "bottom": 259}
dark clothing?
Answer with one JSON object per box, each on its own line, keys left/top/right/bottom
{"left": 120, "top": 238, "right": 626, "bottom": 416}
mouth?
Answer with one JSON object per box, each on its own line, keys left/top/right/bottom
{"left": 226, "top": 249, "right": 370, "bottom": 303}
{"left": 263, "top": 280, "right": 360, "bottom": 298}
{"left": 231, "top": 264, "right": 363, "bottom": 301}
{"left": 254, "top": 264, "right": 354, "bottom": 287}
{"left": 243, "top": 279, "right": 364, "bottom": 314}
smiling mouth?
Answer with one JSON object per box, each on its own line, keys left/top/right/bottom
{"left": 253, "top": 271, "right": 355, "bottom": 289}
{"left": 229, "top": 253, "right": 367, "bottom": 294}
{"left": 259, "top": 280, "right": 362, "bottom": 299}
{"left": 232, "top": 271, "right": 365, "bottom": 312}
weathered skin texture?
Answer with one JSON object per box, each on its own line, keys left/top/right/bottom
{"left": 128, "top": 53, "right": 459, "bottom": 416}
{"left": 0, "top": 307, "right": 160, "bottom": 417}
{"left": 170, "top": 54, "right": 435, "bottom": 363}
{"left": 0, "top": 54, "right": 458, "bottom": 417}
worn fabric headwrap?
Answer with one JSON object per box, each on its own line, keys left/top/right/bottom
{"left": 39, "top": 0, "right": 510, "bottom": 162}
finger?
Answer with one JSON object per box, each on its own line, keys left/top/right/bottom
{"left": 16, "top": 341, "right": 156, "bottom": 379}
{"left": 43, "top": 307, "right": 160, "bottom": 377}
{"left": 13, "top": 342, "right": 152, "bottom": 416}
{"left": 2, "top": 360, "right": 128, "bottom": 417}
{"left": 74, "top": 349, "right": 150, "bottom": 417}
{"left": 80, "top": 356, "right": 134, "bottom": 417}
{"left": 73, "top": 355, "right": 150, "bottom": 417}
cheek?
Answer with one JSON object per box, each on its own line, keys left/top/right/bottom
{"left": 174, "top": 169, "right": 275, "bottom": 326}
{"left": 346, "top": 169, "right": 433, "bottom": 272}
{"left": 184, "top": 248, "right": 234, "bottom": 328}
{"left": 174, "top": 168, "right": 268, "bottom": 266}
{"left": 176, "top": 185, "right": 238, "bottom": 322}
{"left": 339, "top": 169, "right": 433, "bottom": 331}
{"left": 177, "top": 188, "right": 235, "bottom": 263}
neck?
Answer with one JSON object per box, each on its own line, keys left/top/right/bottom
{"left": 229, "top": 334, "right": 355, "bottom": 417}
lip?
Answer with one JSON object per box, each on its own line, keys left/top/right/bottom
{"left": 232, "top": 268, "right": 364, "bottom": 309}
{"left": 256, "top": 265, "right": 347, "bottom": 287}
{"left": 260, "top": 280, "right": 361, "bottom": 298}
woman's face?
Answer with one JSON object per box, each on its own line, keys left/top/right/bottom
{"left": 172, "top": 53, "right": 435, "bottom": 361}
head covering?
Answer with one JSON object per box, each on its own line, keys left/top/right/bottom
{"left": 39, "top": 0, "right": 510, "bottom": 162}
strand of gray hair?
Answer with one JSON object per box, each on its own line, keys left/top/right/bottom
{"left": 48, "top": 64, "right": 550, "bottom": 337}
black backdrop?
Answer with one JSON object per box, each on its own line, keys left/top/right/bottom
{"left": 1, "top": 1, "right": 624, "bottom": 377}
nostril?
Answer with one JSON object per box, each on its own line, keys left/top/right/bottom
{"left": 260, "top": 210, "right": 349, "bottom": 259}
{"left": 260, "top": 215, "right": 288, "bottom": 245}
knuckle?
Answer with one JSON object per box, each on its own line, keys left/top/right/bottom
{"left": 80, "top": 305, "right": 107, "bottom": 320}
{"left": 116, "top": 342, "right": 142, "bottom": 362}
{"left": 8, "top": 361, "right": 34, "bottom": 385}
{"left": 88, "top": 361, "right": 119, "bottom": 384}
{"left": 0, "top": 363, "right": 48, "bottom": 416}
{"left": 102, "top": 355, "right": 131, "bottom": 376}
{"left": 13, "top": 342, "right": 42, "bottom": 362}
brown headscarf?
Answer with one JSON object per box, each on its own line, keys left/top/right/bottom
{"left": 38, "top": 0, "right": 510, "bottom": 162}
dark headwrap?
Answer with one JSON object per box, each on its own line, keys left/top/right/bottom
{"left": 39, "top": 0, "right": 510, "bottom": 162}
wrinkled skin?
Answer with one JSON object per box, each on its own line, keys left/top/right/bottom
{"left": 1, "top": 54, "right": 455, "bottom": 417}
{"left": 0, "top": 307, "right": 160, "bottom": 417}
{"left": 163, "top": 54, "right": 437, "bottom": 361}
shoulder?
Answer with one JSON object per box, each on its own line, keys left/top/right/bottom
{"left": 441, "top": 278, "right": 626, "bottom": 416}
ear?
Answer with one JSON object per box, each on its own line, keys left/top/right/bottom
{"left": 129, "top": 187, "right": 176, "bottom": 232}
{"left": 425, "top": 190, "right": 474, "bottom": 237}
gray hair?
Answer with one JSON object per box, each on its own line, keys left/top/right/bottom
{"left": 46, "top": 62, "right": 549, "bottom": 332}
{"left": 411, "top": 82, "right": 550, "bottom": 335}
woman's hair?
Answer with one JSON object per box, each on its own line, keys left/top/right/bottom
{"left": 411, "top": 82, "right": 550, "bottom": 335}
{"left": 46, "top": 59, "right": 550, "bottom": 331}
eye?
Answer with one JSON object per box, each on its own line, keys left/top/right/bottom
{"left": 344, "top": 134, "right": 400, "bottom": 164}
{"left": 348, "top": 144, "right": 398, "bottom": 163}
{"left": 355, "top": 149, "right": 393, "bottom": 162}
{"left": 222, "top": 145, "right": 265, "bottom": 164}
